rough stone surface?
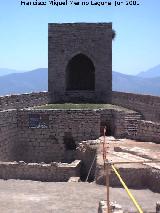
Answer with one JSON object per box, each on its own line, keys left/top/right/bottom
{"left": 112, "top": 91, "right": 160, "bottom": 123}
{"left": 0, "top": 105, "right": 160, "bottom": 168}
{"left": 17, "top": 109, "right": 100, "bottom": 163}
{"left": 156, "top": 202, "right": 160, "bottom": 213}
{"left": 99, "top": 108, "right": 142, "bottom": 139}
{"left": 76, "top": 141, "right": 98, "bottom": 181}
{"left": 48, "top": 23, "right": 112, "bottom": 103}
{"left": 0, "top": 160, "right": 81, "bottom": 182}
{"left": 0, "top": 92, "right": 48, "bottom": 110}
{"left": 96, "top": 137, "right": 160, "bottom": 193}
{"left": 98, "top": 201, "right": 123, "bottom": 213}
{"left": 0, "top": 110, "right": 17, "bottom": 161}
{"left": 134, "top": 120, "right": 160, "bottom": 143}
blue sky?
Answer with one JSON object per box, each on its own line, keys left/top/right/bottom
{"left": 0, "top": 0, "right": 160, "bottom": 75}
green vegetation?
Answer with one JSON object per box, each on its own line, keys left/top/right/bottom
{"left": 35, "top": 103, "right": 134, "bottom": 112}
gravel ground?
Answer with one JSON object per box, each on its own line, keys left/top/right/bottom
{"left": 0, "top": 180, "right": 159, "bottom": 213}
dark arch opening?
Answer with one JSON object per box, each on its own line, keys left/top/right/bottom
{"left": 66, "top": 54, "right": 95, "bottom": 90}
{"left": 63, "top": 132, "right": 76, "bottom": 150}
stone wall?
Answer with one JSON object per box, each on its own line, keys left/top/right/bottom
{"left": 148, "top": 168, "right": 160, "bottom": 192}
{"left": 0, "top": 92, "right": 48, "bottom": 111}
{"left": 109, "top": 167, "right": 148, "bottom": 188}
{"left": 111, "top": 167, "right": 160, "bottom": 193}
{"left": 0, "top": 160, "right": 81, "bottom": 182}
{"left": 133, "top": 120, "right": 160, "bottom": 143}
{"left": 99, "top": 109, "right": 113, "bottom": 136}
{"left": 48, "top": 23, "right": 112, "bottom": 103}
{"left": 99, "top": 109, "right": 142, "bottom": 138}
{"left": 112, "top": 91, "right": 160, "bottom": 122}
{"left": 17, "top": 109, "right": 100, "bottom": 163}
{"left": 96, "top": 163, "right": 160, "bottom": 193}
{"left": 0, "top": 110, "right": 17, "bottom": 161}
{"left": 76, "top": 140, "right": 98, "bottom": 181}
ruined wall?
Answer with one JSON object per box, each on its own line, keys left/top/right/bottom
{"left": 76, "top": 141, "right": 98, "bottom": 181}
{"left": 148, "top": 168, "right": 160, "bottom": 192}
{"left": 96, "top": 165, "right": 160, "bottom": 193}
{"left": 0, "top": 92, "right": 48, "bottom": 110}
{"left": 17, "top": 109, "right": 100, "bottom": 163}
{"left": 99, "top": 108, "right": 142, "bottom": 138}
{"left": 133, "top": 120, "right": 160, "bottom": 143}
{"left": 0, "top": 160, "right": 81, "bottom": 182}
{"left": 112, "top": 91, "right": 160, "bottom": 122}
{"left": 0, "top": 110, "right": 17, "bottom": 161}
{"left": 0, "top": 102, "right": 159, "bottom": 168}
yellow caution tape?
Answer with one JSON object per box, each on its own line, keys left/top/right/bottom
{"left": 111, "top": 165, "right": 143, "bottom": 213}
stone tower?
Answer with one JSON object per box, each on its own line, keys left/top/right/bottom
{"left": 48, "top": 23, "right": 112, "bottom": 103}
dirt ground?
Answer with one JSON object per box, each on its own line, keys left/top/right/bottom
{"left": 98, "top": 137, "right": 160, "bottom": 164}
{"left": 113, "top": 138, "right": 160, "bottom": 153}
{"left": 0, "top": 138, "right": 160, "bottom": 213}
{"left": 0, "top": 180, "right": 159, "bottom": 213}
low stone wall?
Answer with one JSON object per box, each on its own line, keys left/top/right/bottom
{"left": 96, "top": 165, "right": 147, "bottom": 187}
{"left": 133, "top": 120, "right": 160, "bottom": 143}
{"left": 17, "top": 109, "right": 100, "bottom": 163}
{"left": 0, "top": 92, "right": 48, "bottom": 111}
{"left": 96, "top": 163, "right": 160, "bottom": 193}
{"left": 0, "top": 160, "right": 81, "bottom": 182}
{"left": 148, "top": 169, "right": 160, "bottom": 192}
{"left": 112, "top": 91, "right": 160, "bottom": 122}
{"left": 109, "top": 167, "right": 148, "bottom": 188}
{"left": 0, "top": 110, "right": 17, "bottom": 161}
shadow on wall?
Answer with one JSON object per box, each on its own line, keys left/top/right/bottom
{"left": 76, "top": 142, "right": 97, "bottom": 182}
{"left": 100, "top": 122, "right": 114, "bottom": 136}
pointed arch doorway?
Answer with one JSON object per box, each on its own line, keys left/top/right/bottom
{"left": 66, "top": 53, "right": 95, "bottom": 91}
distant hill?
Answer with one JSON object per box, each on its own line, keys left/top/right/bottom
{"left": 0, "top": 68, "right": 48, "bottom": 95}
{"left": 113, "top": 71, "right": 160, "bottom": 96}
{"left": 0, "top": 68, "right": 24, "bottom": 77}
{"left": 0, "top": 67, "right": 160, "bottom": 96}
{"left": 137, "top": 64, "right": 160, "bottom": 78}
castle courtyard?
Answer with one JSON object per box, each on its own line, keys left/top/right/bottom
{"left": 0, "top": 180, "right": 159, "bottom": 213}
{"left": 0, "top": 22, "right": 159, "bottom": 212}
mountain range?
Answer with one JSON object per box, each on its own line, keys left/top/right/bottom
{"left": 0, "top": 68, "right": 48, "bottom": 95}
{"left": 0, "top": 65, "right": 159, "bottom": 96}
{"left": 0, "top": 68, "right": 24, "bottom": 77}
{"left": 137, "top": 65, "right": 160, "bottom": 78}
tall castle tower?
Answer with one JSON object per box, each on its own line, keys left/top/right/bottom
{"left": 48, "top": 23, "right": 112, "bottom": 103}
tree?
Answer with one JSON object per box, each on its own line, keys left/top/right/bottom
{"left": 112, "top": 29, "right": 116, "bottom": 40}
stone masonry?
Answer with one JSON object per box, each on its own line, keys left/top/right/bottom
{"left": 48, "top": 23, "right": 112, "bottom": 103}
{"left": 0, "top": 110, "right": 17, "bottom": 161}
{"left": 0, "top": 92, "right": 48, "bottom": 111}
{"left": 17, "top": 109, "right": 100, "bottom": 163}
{"left": 0, "top": 90, "right": 160, "bottom": 182}
{"left": 0, "top": 160, "right": 81, "bottom": 182}
{"left": 112, "top": 91, "right": 160, "bottom": 122}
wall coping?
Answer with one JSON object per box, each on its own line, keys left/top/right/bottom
{"left": 0, "top": 160, "right": 81, "bottom": 168}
